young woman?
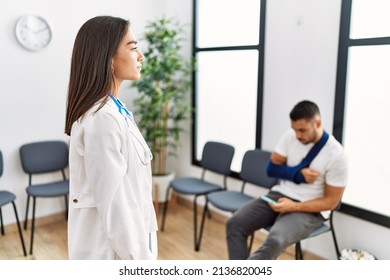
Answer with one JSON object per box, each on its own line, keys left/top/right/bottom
{"left": 65, "top": 16, "right": 157, "bottom": 260}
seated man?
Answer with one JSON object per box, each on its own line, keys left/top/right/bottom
{"left": 226, "top": 100, "right": 347, "bottom": 260}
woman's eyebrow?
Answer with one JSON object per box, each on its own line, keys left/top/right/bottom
{"left": 127, "top": 40, "right": 137, "bottom": 45}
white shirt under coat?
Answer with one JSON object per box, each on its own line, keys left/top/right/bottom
{"left": 271, "top": 128, "right": 348, "bottom": 219}
{"left": 68, "top": 97, "right": 158, "bottom": 260}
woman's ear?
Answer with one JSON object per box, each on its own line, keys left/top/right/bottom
{"left": 111, "top": 59, "right": 114, "bottom": 74}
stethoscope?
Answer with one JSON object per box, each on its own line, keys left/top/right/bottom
{"left": 109, "top": 94, "right": 154, "bottom": 249}
{"left": 109, "top": 93, "right": 153, "bottom": 161}
{"left": 109, "top": 93, "right": 136, "bottom": 127}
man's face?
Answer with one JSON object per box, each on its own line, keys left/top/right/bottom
{"left": 291, "top": 118, "right": 320, "bottom": 145}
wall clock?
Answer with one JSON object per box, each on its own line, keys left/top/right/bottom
{"left": 15, "top": 15, "right": 52, "bottom": 51}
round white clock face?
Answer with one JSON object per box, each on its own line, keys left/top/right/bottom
{"left": 15, "top": 15, "right": 52, "bottom": 51}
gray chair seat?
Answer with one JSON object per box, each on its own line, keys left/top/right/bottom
{"left": 0, "top": 191, "right": 16, "bottom": 207}
{"left": 207, "top": 191, "right": 253, "bottom": 212}
{"left": 171, "top": 178, "right": 222, "bottom": 195}
{"left": 26, "top": 180, "right": 69, "bottom": 197}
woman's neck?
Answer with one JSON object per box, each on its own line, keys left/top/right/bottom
{"left": 111, "top": 79, "right": 122, "bottom": 97}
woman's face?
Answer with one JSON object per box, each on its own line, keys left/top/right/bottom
{"left": 112, "top": 28, "right": 144, "bottom": 83}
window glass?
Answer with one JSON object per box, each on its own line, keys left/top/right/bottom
{"left": 197, "top": 0, "right": 261, "bottom": 47}
{"left": 196, "top": 50, "right": 259, "bottom": 171}
{"left": 343, "top": 45, "right": 390, "bottom": 216}
{"left": 350, "top": 0, "right": 390, "bottom": 39}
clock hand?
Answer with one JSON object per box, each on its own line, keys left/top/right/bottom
{"left": 35, "top": 27, "right": 48, "bottom": 33}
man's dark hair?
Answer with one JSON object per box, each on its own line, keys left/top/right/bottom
{"left": 289, "top": 100, "right": 320, "bottom": 121}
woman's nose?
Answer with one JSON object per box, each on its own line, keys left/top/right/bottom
{"left": 138, "top": 50, "right": 145, "bottom": 62}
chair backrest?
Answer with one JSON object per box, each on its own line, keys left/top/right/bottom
{"left": 0, "top": 150, "right": 3, "bottom": 177}
{"left": 239, "top": 149, "right": 278, "bottom": 189}
{"left": 200, "top": 141, "right": 235, "bottom": 175}
{"left": 19, "top": 141, "right": 69, "bottom": 174}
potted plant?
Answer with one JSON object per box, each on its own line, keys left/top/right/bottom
{"left": 131, "top": 16, "right": 193, "bottom": 202}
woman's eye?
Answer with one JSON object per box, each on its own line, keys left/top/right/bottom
{"left": 131, "top": 47, "right": 138, "bottom": 51}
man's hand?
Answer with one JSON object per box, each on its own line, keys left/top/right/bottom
{"left": 269, "top": 197, "right": 298, "bottom": 213}
{"left": 300, "top": 168, "right": 320, "bottom": 184}
{"left": 269, "top": 184, "right": 345, "bottom": 214}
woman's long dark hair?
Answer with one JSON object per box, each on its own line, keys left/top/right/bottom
{"left": 64, "top": 16, "right": 129, "bottom": 135}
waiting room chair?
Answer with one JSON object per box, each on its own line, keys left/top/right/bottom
{"left": 160, "top": 141, "right": 234, "bottom": 251}
{"left": 19, "top": 140, "right": 69, "bottom": 254}
{"left": 199, "top": 149, "right": 278, "bottom": 250}
{"left": 0, "top": 150, "right": 27, "bottom": 256}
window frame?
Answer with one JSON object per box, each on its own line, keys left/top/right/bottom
{"left": 334, "top": 0, "right": 390, "bottom": 228}
{"left": 191, "top": 0, "right": 267, "bottom": 179}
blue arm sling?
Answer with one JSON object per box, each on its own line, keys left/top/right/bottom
{"left": 267, "top": 131, "right": 329, "bottom": 184}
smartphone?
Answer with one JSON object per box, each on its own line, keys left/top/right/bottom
{"left": 261, "top": 195, "right": 277, "bottom": 205}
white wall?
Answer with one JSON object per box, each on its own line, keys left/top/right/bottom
{"left": 1, "top": 0, "right": 389, "bottom": 260}
{"left": 262, "top": 0, "right": 341, "bottom": 150}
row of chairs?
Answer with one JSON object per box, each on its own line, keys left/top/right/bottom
{"left": 160, "top": 141, "right": 340, "bottom": 259}
{"left": 0, "top": 141, "right": 69, "bottom": 256}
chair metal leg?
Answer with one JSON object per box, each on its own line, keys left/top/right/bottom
{"left": 193, "top": 197, "right": 198, "bottom": 251}
{"left": 64, "top": 195, "right": 68, "bottom": 220}
{"left": 295, "top": 241, "right": 303, "bottom": 260}
{"left": 29, "top": 196, "right": 36, "bottom": 255}
{"left": 160, "top": 186, "right": 172, "bottom": 231}
{"left": 195, "top": 199, "right": 209, "bottom": 251}
{"left": 0, "top": 207, "right": 4, "bottom": 235}
{"left": 330, "top": 219, "right": 341, "bottom": 259}
{"left": 24, "top": 195, "right": 30, "bottom": 230}
{"left": 247, "top": 232, "right": 254, "bottom": 253}
{"left": 11, "top": 201, "right": 27, "bottom": 256}
{"left": 193, "top": 195, "right": 208, "bottom": 251}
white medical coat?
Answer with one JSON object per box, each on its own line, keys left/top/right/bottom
{"left": 67, "top": 98, "right": 158, "bottom": 260}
